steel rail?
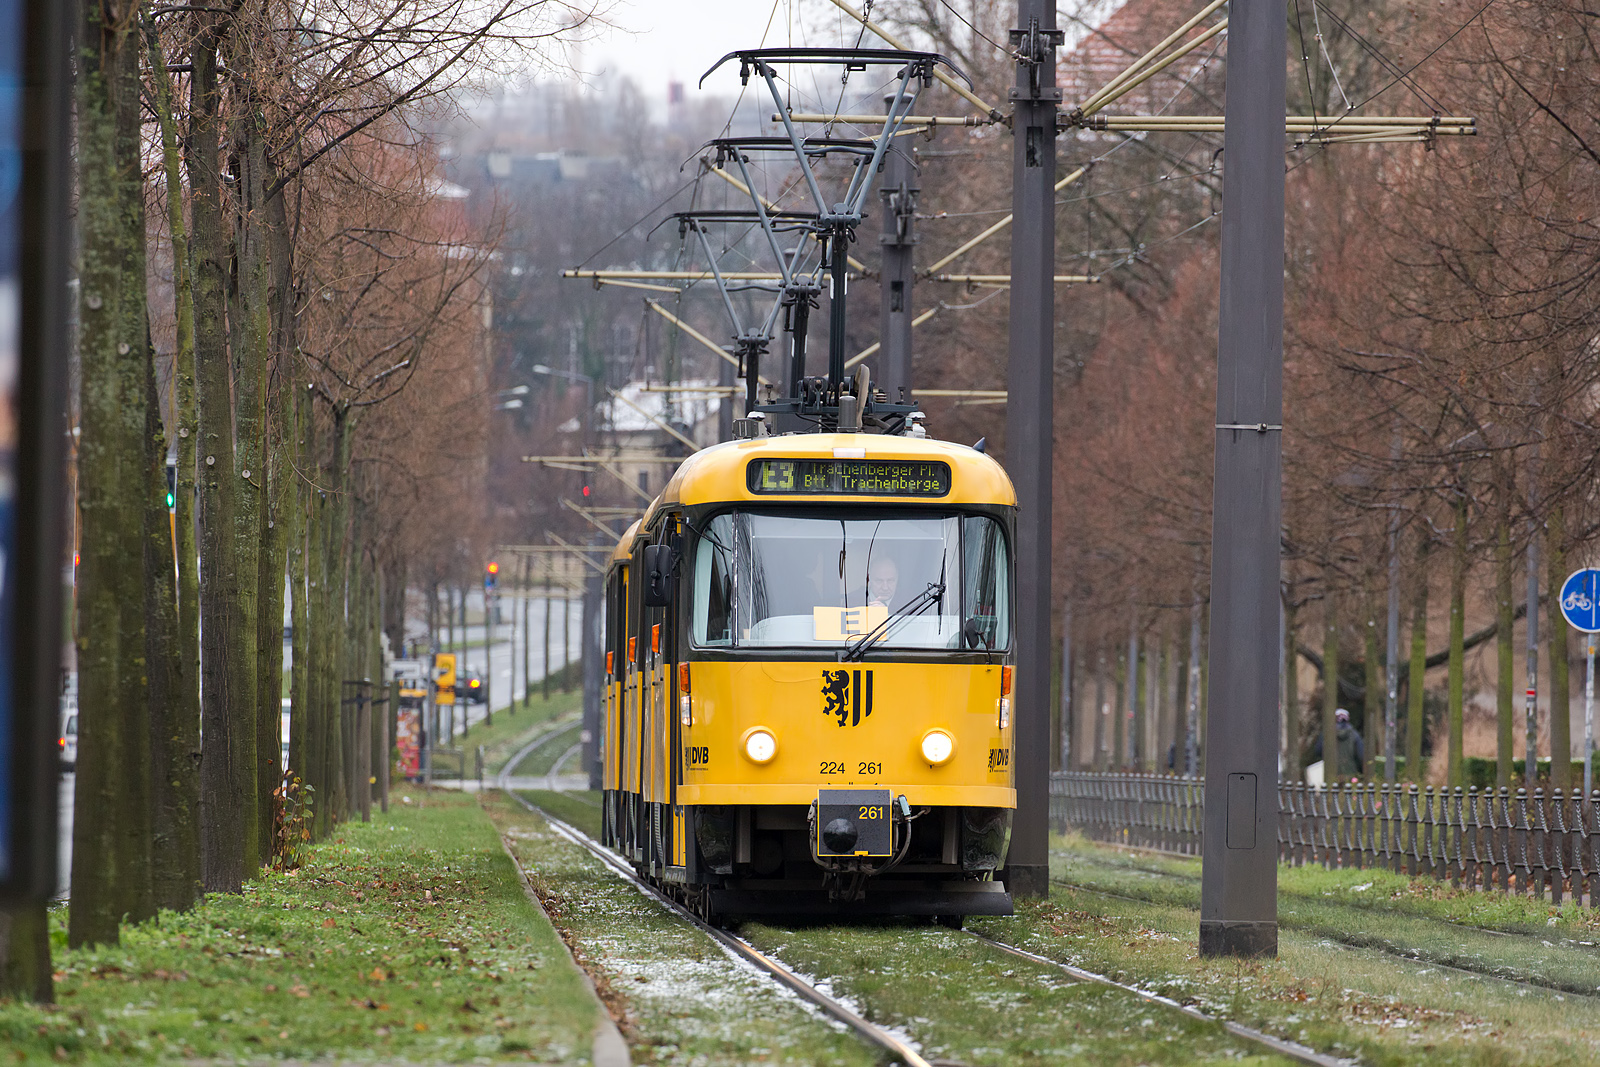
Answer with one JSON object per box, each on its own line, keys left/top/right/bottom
{"left": 500, "top": 789, "right": 949, "bottom": 1067}
{"left": 497, "top": 714, "right": 586, "bottom": 784}
{"left": 964, "top": 930, "right": 1357, "bottom": 1067}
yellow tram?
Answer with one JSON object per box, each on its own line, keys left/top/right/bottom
{"left": 600, "top": 431, "right": 1016, "bottom": 922}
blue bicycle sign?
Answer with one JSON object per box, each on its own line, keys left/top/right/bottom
{"left": 1560, "top": 568, "right": 1600, "bottom": 633}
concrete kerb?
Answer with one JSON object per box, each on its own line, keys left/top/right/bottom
{"left": 497, "top": 835, "right": 631, "bottom": 1067}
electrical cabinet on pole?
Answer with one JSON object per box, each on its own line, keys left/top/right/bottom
{"left": 878, "top": 94, "right": 918, "bottom": 405}
{"left": 1000, "top": 0, "right": 1062, "bottom": 900}
{"left": 1199, "top": 0, "right": 1287, "bottom": 958}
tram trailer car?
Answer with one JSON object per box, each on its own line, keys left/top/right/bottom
{"left": 600, "top": 432, "right": 1017, "bottom": 922}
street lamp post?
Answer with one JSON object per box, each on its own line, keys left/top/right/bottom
{"left": 529, "top": 364, "right": 595, "bottom": 453}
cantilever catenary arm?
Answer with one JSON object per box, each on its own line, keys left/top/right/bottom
{"left": 844, "top": 307, "right": 940, "bottom": 370}
{"left": 1081, "top": 19, "right": 1227, "bottom": 118}
{"left": 1077, "top": 0, "right": 1228, "bottom": 114}
{"left": 607, "top": 388, "right": 702, "bottom": 453}
{"left": 823, "top": 0, "right": 999, "bottom": 118}
{"left": 921, "top": 166, "right": 1089, "bottom": 277}
{"left": 645, "top": 299, "right": 776, "bottom": 387}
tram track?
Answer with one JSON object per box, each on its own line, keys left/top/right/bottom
{"left": 506, "top": 786, "right": 1349, "bottom": 1067}
{"left": 496, "top": 714, "right": 583, "bottom": 783}
{"left": 962, "top": 928, "right": 1355, "bottom": 1067}
{"left": 1049, "top": 873, "right": 1600, "bottom": 1003}
{"left": 501, "top": 767, "right": 1347, "bottom": 1063}
{"left": 503, "top": 788, "right": 955, "bottom": 1067}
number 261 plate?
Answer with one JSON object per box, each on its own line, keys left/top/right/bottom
{"left": 816, "top": 789, "right": 892, "bottom": 857}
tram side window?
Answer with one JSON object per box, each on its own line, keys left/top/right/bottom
{"left": 606, "top": 572, "right": 623, "bottom": 674}
{"left": 961, "top": 516, "right": 1010, "bottom": 650}
{"left": 692, "top": 514, "right": 734, "bottom": 646}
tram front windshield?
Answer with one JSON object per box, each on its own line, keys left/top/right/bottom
{"left": 692, "top": 512, "right": 1009, "bottom": 650}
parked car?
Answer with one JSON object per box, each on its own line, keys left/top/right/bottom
{"left": 59, "top": 709, "right": 77, "bottom": 771}
{"left": 456, "top": 669, "right": 486, "bottom": 705}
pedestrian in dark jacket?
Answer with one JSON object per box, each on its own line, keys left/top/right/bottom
{"left": 1308, "top": 707, "right": 1364, "bottom": 778}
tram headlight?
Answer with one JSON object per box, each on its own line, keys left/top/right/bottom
{"left": 742, "top": 727, "right": 778, "bottom": 764}
{"left": 920, "top": 728, "right": 955, "bottom": 766}
{"left": 997, "top": 696, "right": 1010, "bottom": 730}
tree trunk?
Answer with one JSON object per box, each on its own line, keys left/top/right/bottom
{"left": 1496, "top": 477, "right": 1515, "bottom": 788}
{"left": 1407, "top": 536, "right": 1429, "bottom": 783}
{"left": 316, "top": 407, "right": 352, "bottom": 830}
{"left": 1363, "top": 596, "right": 1382, "bottom": 780}
{"left": 190, "top": 11, "right": 246, "bottom": 894}
{"left": 1283, "top": 591, "right": 1299, "bottom": 779}
{"left": 252, "top": 153, "right": 294, "bottom": 869}
{"left": 229, "top": 88, "right": 274, "bottom": 873}
{"left": 1322, "top": 585, "right": 1340, "bottom": 784}
{"left": 1548, "top": 505, "right": 1571, "bottom": 791}
{"left": 1448, "top": 489, "right": 1468, "bottom": 787}
{"left": 1112, "top": 652, "right": 1126, "bottom": 771}
{"left": 289, "top": 386, "right": 311, "bottom": 800}
{"left": 520, "top": 557, "right": 531, "bottom": 707}
{"left": 0, "top": 905, "right": 53, "bottom": 1002}
{"left": 1092, "top": 650, "right": 1107, "bottom": 771}
{"left": 143, "top": 7, "right": 200, "bottom": 915}
{"left": 144, "top": 345, "right": 195, "bottom": 911}
{"left": 72, "top": 0, "right": 155, "bottom": 946}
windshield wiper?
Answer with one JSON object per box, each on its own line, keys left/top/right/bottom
{"left": 842, "top": 581, "right": 946, "bottom": 661}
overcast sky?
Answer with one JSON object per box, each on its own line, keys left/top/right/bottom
{"left": 560, "top": 1, "right": 875, "bottom": 116}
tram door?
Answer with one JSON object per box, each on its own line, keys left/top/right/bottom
{"left": 623, "top": 564, "right": 644, "bottom": 861}
{"left": 603, "top": 565, "right": 627, "bottom": 848}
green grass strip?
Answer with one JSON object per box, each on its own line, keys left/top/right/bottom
{"left": 1052, "top": 835, "right": 1600, "bottom": 995}
{"left": 1006, "top": 832, "right": 1600, "bottom": 1064}
{"left": 1, "top": 789, "right": 598, "bottom": 1064}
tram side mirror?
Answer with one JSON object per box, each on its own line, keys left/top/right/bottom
{"left": 643, "top": 544, "right": 677, "bottom": 607}
{"left": 963, "top": 616, "right": 995, "bottom": 650}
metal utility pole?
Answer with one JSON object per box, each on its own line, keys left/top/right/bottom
{"left": 879, "top": 94, "right": 918, "bottom": 404}
{"left": 1199, "top": 0, "right": 1286, "bottom": 958}
{"left": 1000, "top": 0, "right": 1062, "bottom": 901}
{"left": 583, "top": 560, "right": 604, "bottom": 790}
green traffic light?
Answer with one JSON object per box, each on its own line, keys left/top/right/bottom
{"left": 166, "top": 492, "right": 175, "bottom": 509}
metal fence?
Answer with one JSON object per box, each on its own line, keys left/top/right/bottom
{"left": 1050, "top": 771, "right": 1600, "bottom": 906}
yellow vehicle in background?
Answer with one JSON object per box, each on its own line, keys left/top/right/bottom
{"left": 600, "top": 431, "right": 1016, "bottom": 923}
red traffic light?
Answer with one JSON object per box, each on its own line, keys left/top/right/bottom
{"left": 581, "top": 484, "right": 591, "bottom": 497}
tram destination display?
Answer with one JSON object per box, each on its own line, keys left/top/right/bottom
{"left": 747, "top": 458, "right": 951, "bottom": 497}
